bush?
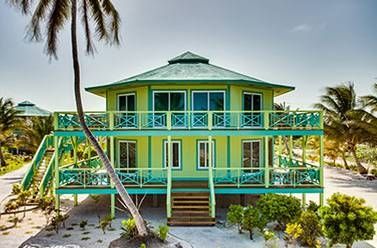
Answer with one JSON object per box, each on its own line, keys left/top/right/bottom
{"left": 263, "top": 229, "right": 275, "bottom": 241}
{"left": 157, "top": 225, "right": 169, "bottom": 242}
{"left": 227, "top": 204, "right": 244, "bottom": 233}
{"left": 285, "top": 222, "right": 303, "bottom": 245}
{"left": 297, "top": 210, "right": 322, "bottom": 247}
{"left": 99, "top": 215, "right": 113, "bottom": 234}
{"left": 121, "top": 218, "right": 137, "bottom": 238}
{"left": 307, "top": 200, "right": 320, "bottom": 213}
{"left": 79, "top": 220, "right": 88, "bottom": 230}
{"left": 319, "top": 193, "right": 377, "bottom": 248}
{"left": 256, "top": 194, "right": 302, "bottom": 229}
{"left": 242, "top": 206, "right": 267, "bottom": 240}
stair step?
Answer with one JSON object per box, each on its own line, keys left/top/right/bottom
{"left": 172, "top": 195, "right": 209, "bottom": 199}
{"left": 172, "top": 205, "right": 209, "bottom": 209}
{"left": 167, "top": 221, "right": 215, "bottom": 226}
{"left": 172, "top": 210, "right": 210, "bottom": 214}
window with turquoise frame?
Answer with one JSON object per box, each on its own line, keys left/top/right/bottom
{"left": 118, "top": 140, "right": 136, "bottom": 169}
{"left": 153, "top": 91, "right": 186, "bottom": 111}
{"left": 242, "top": 140, "right": 261, "bottom": 168}
{"left": 117, "top": 93, "right": 135, "bottom": 111}
{"left": 197, "top": 140, "right": 215, "bottom": 169}
{"left": 192, "top": 91, "right": 225, "bottom": 111}
{"left": 163, "top": 140, "right": 181, "bottom": 169}
{"left": 242, "top": 92, "right": 262, "bottom": 127}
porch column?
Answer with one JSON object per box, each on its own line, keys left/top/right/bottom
{"left": 301, "top": 136, "right": 307, "bottom": 207}
{"left": 54, "top": 136, "right": 60, "bottom": 211}
{"left": 110, "top": 136, "right": 115, "bottom": 217}
{"left": 166, "top": 136, "right": 172, "bottom": 218}
{"left": 73, "top": 136, "right": 78, "bottom": 206}
{"left": 264, "top": 136, "right": 269, "bottom": 188}
{"left": 319, "top": 135, "right": 324, "bottom": 206}
{"left": 208, "top": 136, "right": 215, "bottom": 218}
{"left": 289, "top": 136, "right": 293, "bottom": 159}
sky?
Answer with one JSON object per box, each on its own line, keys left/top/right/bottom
{"left": 0, "top": 0, "right": 376, "bottom": 111}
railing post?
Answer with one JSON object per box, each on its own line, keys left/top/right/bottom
{"left": 109, "top": 111, "right": 114, "bottom": 130}
{"left": 53, "top": 112, "right": 59, "bottom": 130}
{"left": 264, "top": 111, "right": 269, "bottom": 130}
{"left": 208, "top": 136, "right": 216, "bottom": 218}
{"left": 319, "top": 111, "right": 324, "bottom": 129}
{"left": 319, "top": 135, "right": 324, "bottom": 206}
{"left": 54, "top": 136, "right": 60, "bottom": 211}
{"left": 166, "top": 136, "right": 172, "bottom": 218}
{"left": 167, "top": 112, "right": 172, "bottom": 130}
{"left": 208, "top": 111, "right": 213, "bottom": 130}
{"left": 264, "top": 136, "right": 269, "bottom": 188}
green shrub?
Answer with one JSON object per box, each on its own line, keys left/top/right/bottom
{"left": 256, "top": 194, "right": 301, "bottom": 229}
{"left": 121, "top": 218, "right": 137, "bottom": 238}
{"left": 227, "top": 204, "right": 244, "bottom": 233}
{"left": 157, "top": 225, "right": 169, "bottom": 242}
{"left": 297, "top": 210, "right": 322, "bottom": 247}
{"left": 139, "top": 244, "right": 146, "bottom": 248}
{"left": 11, "top": 183, "right": 22, "bottom": 195}
{"left": 285, "top": 222, "right": 303, "bottom": 245}
{"left": 79, "top": 220, "right": 88, "bottom": 230}
{"left": 99, "top": 215, "right": 113, "bottom": 234}
{"left": 319, "top": 193, "right": 377, "bottom": 248}
{"left": 242, "top": 206, "right": 267, "bottom": 240}
{"left": 307, "top": 200, "right": 320, "bottom": 213}
{"left": 263, "top": 229, "right": 275, "bottom": 241}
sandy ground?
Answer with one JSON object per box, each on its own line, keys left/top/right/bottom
{"left": 0, "top": 166, "right": 376, "bottom": 248}
{"left": 0, "top": 162, "right": 30, "bottom": 205}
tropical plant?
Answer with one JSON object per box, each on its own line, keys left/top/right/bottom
{"left": 157, "top": 225, "right": 169, "bottom": 242}
{"left": 296, "top": 210, "right": 322, "bottom": 247}
{"left": 285, "top": 222, "right": 303, "bottom": 245}
{"left": 99, "top": 214, "right": 113, "bottom": 234}
{"left": 256, "top": 194, "right": 301, "bottom": 229}
{"left": 242, "top": 205, "right": 266, "bottom": 240}
{"left": 227, "top": 204, "right": 244, "bottom": 233}
{"left": 319, "top": 193, "right": 377, "bottom": 248}
{"left": 0, "top": 98, "right": 19, "bottom": 167}
{"left": 361, "top": 83, "right": 377, "bottom": 113}
{"left": 306, "top": 200, "right": 320, "bottom": 213}
{"left": 79, "top": 220, "right": 88, "bottom": 230}
{"left": 51, "top": 212, "right": 69, "bottom": 233}
{"left": 16, "top": 188, "right": 32, "bottom": 218}
{"left": 314, "top": 82, "right": 375, "bottom": 173}
{"left": 21, "top": 116, "right": 53, "bottom": 152}
{"left": 10, "top": 0, "right": 148, "bottom": 236}
{"left": 38, "top": 194, "right": 55, "bottom": 224}
{"left": 121, "top": 218, "right": 137, "bottom": 238}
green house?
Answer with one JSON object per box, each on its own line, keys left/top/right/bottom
{"left": 22, "top": 52, "right": 324, "bottom": 225}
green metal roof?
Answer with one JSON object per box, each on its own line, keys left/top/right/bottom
{"left": 15, "top": 101, "right": 51, "bottom": 117}
{"left": 86, "top": 51, "right": 295, "bottom": 96}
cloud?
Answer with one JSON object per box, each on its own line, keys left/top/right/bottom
{"left": 291, "top": 24, "right": 312, "bottom": 33}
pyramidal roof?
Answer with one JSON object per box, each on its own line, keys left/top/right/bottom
{"left": 15, "top": 101, "right": 51, "bottom": 117}
{"left": 86, "top": 51, "right": 294, "bottom": 96}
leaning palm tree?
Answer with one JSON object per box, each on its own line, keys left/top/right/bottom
{"left": 10, "top": 0, "right": 148, "bottom": 236}
{"left": 0, "top": 98, "right": 19, "bottom": 167}
{"left": 315, "top": 82, "right": 370, "bottom": 174}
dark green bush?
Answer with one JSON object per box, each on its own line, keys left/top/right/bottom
{"left": 227, "top": 204, "right": 244, "bottom": 233}
{"left": 256, "top": 194, "right": 301, "bottom": 229}
{"left": 297, "top": 210, "right": 322, "bottom": 247}
{"left": 242, "top": 205, "right": 267, "bottom": 240}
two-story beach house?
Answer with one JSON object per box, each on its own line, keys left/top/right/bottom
{"left": 21, "top": 52, "right": 324, "bottom": 226}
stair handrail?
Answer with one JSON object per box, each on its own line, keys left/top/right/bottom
{"left": 208, "top": 163, "right": 216, "bottom": 218}
{"left": 21, "top": 135, "right": 52, "bottom": 189}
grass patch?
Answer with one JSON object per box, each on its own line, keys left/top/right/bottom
{"left": 82, "top": 231, "right": 90, "bottom": 235}
{"left": 81, "top": 236, "right": 90, "bottom": 241}
{"left": 2, "top": 232, "right": 10, "bottom": 235}
{"left": 63, "top": 234, "right": 71, "bottom": 238}
{"left": 25, "top": 231, "right": 33, "bottom": 234}
{"left": 108, "top": 227, "right": 116, "bottom": 231}
{"left": 45, "top": 233, "right": 54, "bottom": 237}
{"left": 96, "top": 239, "right": 103, "bottom": 243}
{"left": 66, "top": 227, "right": 74, "bottom": 231}
{"left": 71, "top": 223, "right": 78, "bottom": 226}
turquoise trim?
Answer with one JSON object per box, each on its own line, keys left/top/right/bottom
{"left": 214, "top": 187, "right": 324, "bottom": 194}
{"left": 226, "top": 85, "right": 230, "bottom": 111}
{"left": 162, "top": 139, "right": 183, "bottom": 170}
{"left": 196, "top": 139, "right": 216, "bottom": 170}
{"left": 151, "top": 90, "right": 188, "bottom": 111}
{"left": 54, "top": 129, "right": 324, "bottom": 137}
{"left": 56, "top": 188, "right": 167, "bottom": 195}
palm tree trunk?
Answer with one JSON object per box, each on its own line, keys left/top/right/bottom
{"left": 349, "top": 145, "right": 367, "bottom": 174}
{"left": 70, "top": 0, "right": 147, "bottom": 236}
{"left": 0, "top": 144, "right": 7, "bottom": 167}
{"left": 341, "top": 151, "right": 349, "bottom": 169}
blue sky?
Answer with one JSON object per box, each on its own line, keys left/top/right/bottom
{"left": 0, "top": 0, "right": 376, "bottom": 111}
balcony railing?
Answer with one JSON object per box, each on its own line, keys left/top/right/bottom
{"left": 55, "top": 110, "right": 323, "bottom": 131}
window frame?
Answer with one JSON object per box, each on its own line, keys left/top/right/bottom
{"left": 117, "top": 92, "right": 136, "bottom": 111}
{"left": 191, "top": 90, "right": 226, "bottom": 111}
{"left": 241, "top": 139, "right": 262, "bottom": 168}
{"left": 117, "top": 140, "right": 137, "bottom": 169}
{"left": 152, "top": 90, "right": 187, "bottom": 111}
{"left": 163, "top": 140, "right": 182, "bottom": 170}
{"left": 242, "top": 92, "right": 263, "bottom": 111}
{"left": 196, "top": 140, "right": 216, "bottom": 170}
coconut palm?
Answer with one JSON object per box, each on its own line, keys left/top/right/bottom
{"left": 315, "top": 82, "right": 370, "bottom": 174}
{"left": 10, "top": 0, "right": 147, "bottom": 235}
{"left": 0, "top": 98, "right": 19, "bottom": 167}
{"left": 361, "top": 83, "right": 377, "bottom": 113}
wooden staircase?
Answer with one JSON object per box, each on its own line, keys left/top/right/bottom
{"left": 168, "top": 192, "right": 215, "bottom": 226}
{"left": 31, "top": 149, "right": 54, "bottom": 196}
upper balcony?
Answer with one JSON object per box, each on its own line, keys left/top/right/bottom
{"left": 54, "top": 110, "right": 323, "bottom": 135}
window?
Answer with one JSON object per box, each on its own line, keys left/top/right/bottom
{"left": 242, "top": 140, "right": 261, "bottom": 168}
{"left": 153, "top": 91, "right": 185, "bottom": 111}
{"left": 243, "top": 92, "right": 262, "bottom": 111}
{"left": 117, "top": 93, "right": 135, "bottom": 111}
{"left": 163, "top": 140, "right": 181, "bottom": 169}
{"left": 197, "top": 140, "right": 215, "bottom": 169}
{"left": 192, "top": 91, "right": 225, "bottom": 111}
{"left": 118, "top": 141, "right": 136, "bottom": 169}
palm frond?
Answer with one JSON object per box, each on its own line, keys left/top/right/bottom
{"left": 81, "top": 0, "right": 95, "bottom": 55}
{"left": 8, "top": 0, "right": 34, "bottom": 14}
{"left": 101, "top": 0, "right": 120, "bottom": 44}
{"left": 27, "top": 0, "right": 52, "bottom": 42}
{"left": 87, "top": 0, "right": 108, "bottom": 41}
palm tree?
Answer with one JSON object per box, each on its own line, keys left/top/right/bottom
{"left": 21, "top": 116, "right": 54, "bottom": 152}
{"left": 0, "top": 98, "right": 19, "bottom": 167}
{"left": 315, "top": 82, "right": 370, "bottom": 174}
{"left": 361, "top": 83, "right": 377, "bottom": 113}
{"left": 10, "top": 0, "right": 148, "bottom": 236}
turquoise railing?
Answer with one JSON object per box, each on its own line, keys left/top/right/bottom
{"left": 58, "top": 167, "right": 167, "bottom": 188}
{"left": 21, "top": 135, "right": 53, "bottom": 190}
{"left": 55, "top": 110, "right": 323, "bottom": 131}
